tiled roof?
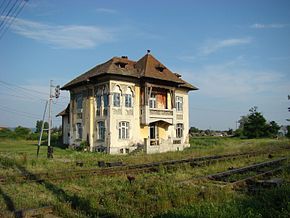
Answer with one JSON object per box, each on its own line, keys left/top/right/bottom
{"left": 62, "top": 53, "right": 197, "bottom": 90}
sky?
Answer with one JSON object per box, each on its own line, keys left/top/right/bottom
{"left": 0, "top": 0, "right": 289, "bottom": 130}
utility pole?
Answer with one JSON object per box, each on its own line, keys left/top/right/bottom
{"left": 47, "top": 80, "right": 53, "bottom": 158}
{"left": 36, "top": 80, "right": 60, "bottom": 158}
{"left": 37, "top": 100, "right": 48, "bottom": 157}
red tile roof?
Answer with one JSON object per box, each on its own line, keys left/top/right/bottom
{"left": 62, "top": 53, "right": 197, "bottom": 90}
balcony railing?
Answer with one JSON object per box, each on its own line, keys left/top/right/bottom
{"left": 149, "top": 108, "right": 173, "bottom": 116}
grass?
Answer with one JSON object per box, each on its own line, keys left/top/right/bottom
{"left": 0, "top": 137, "right": 289, "bottom": 217}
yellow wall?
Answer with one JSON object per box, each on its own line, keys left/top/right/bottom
{"left": 140, "top": 125, "right": 148, "bottom": 139}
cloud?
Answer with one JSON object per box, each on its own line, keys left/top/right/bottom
{"left": 181, "top": 60, "right": 287, "bottom": 99}
{"left": 250, "top": 23, "right": 288, "bottom": 29}
{"left": 96, "top": 8, "right": 117, "bottom": 14}
{"left": 200, "top": 38, "right": 252, "bottom": 55}
{"left": 4, "top": 17, "right": 114, "bottom": 49}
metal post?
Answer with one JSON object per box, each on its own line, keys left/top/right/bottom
{"left": 37, "top": 100, "right": 48, "bottom": 157}
{"left": 47, "top": 80, "right": 53, "bottom": 158}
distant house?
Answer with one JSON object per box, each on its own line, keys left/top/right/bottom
{"left": 59, "top": 52, "right": 198, "bottom": 154}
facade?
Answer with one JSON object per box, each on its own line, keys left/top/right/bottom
{"left": 59, "top": 52, "right": 197, "bottom": 154}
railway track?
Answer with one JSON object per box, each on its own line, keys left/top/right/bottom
{"left": 180, "top": 157, "right": 288, "bottom": 188}
{"left": 0, "top": 148, "right": 288, "bottom": 184}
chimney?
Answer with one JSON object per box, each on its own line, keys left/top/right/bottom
{"left": 121, "top": 56, "right": 128, "bottom": 59}
{"left": 174, "top": 73, "right": 181, "bottom": 78}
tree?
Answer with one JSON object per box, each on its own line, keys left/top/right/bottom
{"left": 227, "top": 128, "right": 233, "bottom": 135}
{"left": 266, "top": 121, "right": 280, "bottom": 137}
{"left": 286, "top": 126, "right": 290, "bottom": 138}
{"left": 241, "top": 107, "right": 280, "bottom": 138}
{"left": 35, "top": 120, "right": 49, "bottom": 133}
{"left": 238, "top": 115, "right": 249, "bottom": 129}
{"left": 243, "top": 107, "right": 267, "bottom": 138}
{"left": 14, "top": 126, "right": 31, "bottom": 137}
{"left": 189, "top": 127, "right": 199, "bottom": 134}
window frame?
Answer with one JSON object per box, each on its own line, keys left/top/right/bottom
{"left": 176, "top": 96, "right": 183, "bottom": 112}
{"left": 76, "top": 94, "right": 83, "bottom": 110}
{"left": 176, "top": 123, "right": 183, "bottom": 138}
{"left": 113, "top": 93, "right": 121, "bottom": 107}
{"left": 97, "top": 121, "right": 105, "bottom": 141}
{"left": 149, "top": 93, "right": 156, "bottom": 109}
{"left": 76, "top": 123, "right": 83, "bottom": 139}
{"left": 118, "top": 121, "right": 129, "bottom": 139}
{"left": 124, "top": 94, "right": 132, "bottom": 108}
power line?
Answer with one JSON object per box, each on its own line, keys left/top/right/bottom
{"left": 0, "top": 0, "right": 9, "bottom": 14}
{"left": 0, "top": 0, "right": 28, "bottom": 40}
{"left": 0, "top": 105, "right": 42, "bottom": 117}
{"left": 0, "top": 79, "right": 48, "bottom": 96}
{"left": 0, "top": 0, "right": 26, "bottom": 39}
{"left": 0, "top": 0, "right": 20, "bottom": 30}
{"left": 0, "top": 0, "right": 13, "bottom": 21}
{"left": 0, "top": 91, "right": 48, "bottom": 102}
{"left": 0, "top": 105, "right": 41, "bottom": 119}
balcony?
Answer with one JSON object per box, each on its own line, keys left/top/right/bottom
{"left": 141, "top": 106, "right": 175, "bottom": 125}
{"left": 149, "top": 108, "right": 173, "bottom": 116}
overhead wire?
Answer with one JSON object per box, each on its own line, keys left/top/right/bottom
{"left": 0, "top": 0, "right": 9, "bottom": 14}
{"left": 0, "top": 105, "right": 41, "bottom": 119}
{"left": 0, "top": 0, "right": 28, "bottom": 40}
{"left": 0, "top": 79, "right": 48, "bottom": 96}
{"left": 0, "top": 0, "right": 20, "bottom": 30}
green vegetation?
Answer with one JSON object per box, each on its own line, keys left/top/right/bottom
{"left": 0, "top": 137, "right": 289, "bottom": 217}
{"left": 35, "top": 120, "right": 49, "bottom": 133}
{"left": 236, "top": 107, "right": 281, "bottom": 138}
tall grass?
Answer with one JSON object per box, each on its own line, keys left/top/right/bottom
{"left": 0, "top": 137, "right": 289, "bottom": 217}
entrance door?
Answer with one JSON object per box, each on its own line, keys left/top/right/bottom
{"left": 149, "top": 123, "right": 159, "bottom": 145}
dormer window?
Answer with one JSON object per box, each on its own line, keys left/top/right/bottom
{"left": 155, "top": 65, "right": 166, "bottom": 72}
{"left": 115, "top": 62, "right": 127, "bottom": 68}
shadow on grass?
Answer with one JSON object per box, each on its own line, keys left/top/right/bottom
{"left": 0, "top": 186, "right": 15, "bottom": 212}
{"left": 2, "top": 157, "right": 116, "bottom": 218}
{"left": 155, "top": 185, "right": 290, "bottom": 218}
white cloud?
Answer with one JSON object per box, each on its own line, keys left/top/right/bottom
{"left": 181, "top": 61, "right": 287, "bottom": 99}
{"left": 200, "top": 38, "right": 252, "bottom": 55}
{"left": 4, "top": 17, "right": 114, "bottom": 49}
{"left": 96, "top": 8, "right": 117, "bottom": 14}
{"left": 250, "top": 23, "right": 288, "bottom": 29}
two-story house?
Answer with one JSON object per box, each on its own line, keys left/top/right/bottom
{"left": 59, "top": 52, "right": 197, "bottom": 154}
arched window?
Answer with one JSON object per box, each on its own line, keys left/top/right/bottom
{"left": 113, "top": 85, "right": 121, "bottom": 107}
{"left": 119, "top": 121, "right": 129, "bottom": 139}
{"left": 76, "top": 94, "right": 83, "bottom": 110}
{"left": 96, "top": 88, "right": 102, "bottom": 116}
{"left": 176, "top": 123, "right": 183, "bottom": 138}
{"left": 124, "top": 87, "right": 133, "bottom": 108}
{"left": 103, "top": 86, "right": 109, "bottom": 115}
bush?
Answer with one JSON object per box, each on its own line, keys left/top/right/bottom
{"left": 0, "top": 128, "right": 13, "bottom": 138}
{"left": 76, "top": 141, "right": 89, "bottom": 151}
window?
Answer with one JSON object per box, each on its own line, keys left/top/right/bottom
{"left": 103, "top": 94, "right": 109, "bottom": 115}
{"left": 76, "top": 94, "right": 83, "bottom": 110}
{"left": 176, "top": 96, "right": 183, "bottom": 111}
{"left": 96, "top": 95, "right": 101, "bottom": 116}
{"left": 149, "top": 93, "right": 156, "bottom": 108}
{"left": 176, "top": 123, "right": 183, "bottom": 138}
{"left": 119, "top": 121, "right": 129, "bottom": 139}
{"left": 113, "top": 93, "right": 120, "bottom": 107}
{"left": 124, "top": 94, "right": 132, "bottom": 107}
{"left": 97, "top": 121, "right": 105, "bottom": 141}
{"left": 103, "top": 94, "right": 109, "bottom": 107}
{"left": 149, "top": 123, "right": 159, "bottom": 145}
{"left": 76, "top": 123, "right": 82, "bottom": 139}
